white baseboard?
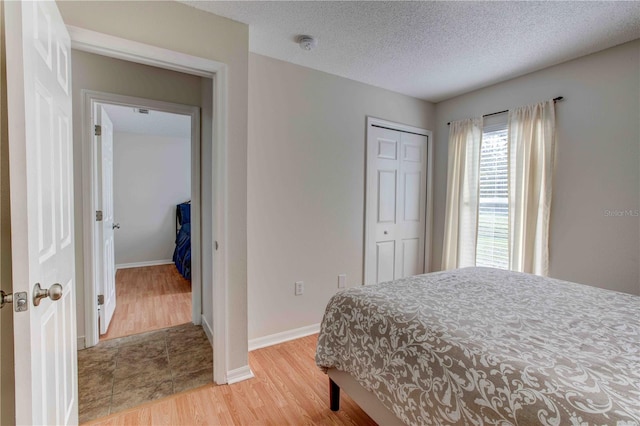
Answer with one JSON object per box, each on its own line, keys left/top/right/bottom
{"left": 226, "top": 365, "right": 254, "bottom": 384}
{"left": 201, "top": 314, "right": 213, "bottom": 346}
{"left": 115, "top": 259, "right": 173, "bottom": 270}
{"left": 248, "top": 323, "right": 321, "bottom": 352}
{"left": 200, "top": 315, "right": 252, "bottom": 385}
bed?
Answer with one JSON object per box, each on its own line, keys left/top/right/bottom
{"left": 315, "top": 267, "right": 640, "bottom": 425}
{"left": 173, "top": 201, "right": 191, "bottom": 280}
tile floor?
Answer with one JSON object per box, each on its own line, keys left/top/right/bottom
{"left": 78, "top": 323, "right": 213, "bottom": 423}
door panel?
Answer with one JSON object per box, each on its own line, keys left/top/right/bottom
{"left": 61, "top": 277, "right": 75, "bottom": 421}
{"left": 41, "top": 305, "right": 58, "bottom": 424}
{"left": 5, "top": 1, "right": 78, "bottom": 424}
{"left": 377, "top": 170, "right": 396, "bottom": 223}
{"left": 403, "top": 142, "right": 422, "bottom": 162}
{"left": 35, "top": 83, "right": 56, "bottom": 261}
{"left": 376, "top": 241, "right": 395, "bottom": 283}
{"left": 377, "top": 138, "right": 397, "bottom": 159}
{"left": 402, "top": 238, "right": 420, "bottom": 278}
{"left": 59, "top": 114, "right": 72, "bottom": 248}
{"left": 403, "top": 172, "right": 421, "bottom": 222}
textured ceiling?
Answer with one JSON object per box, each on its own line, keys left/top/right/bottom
{"left": 181, "top": 1, "right": 640, "bottom": 102}
{"left": 102, "top": 104, "right": 191, "bottom": 139}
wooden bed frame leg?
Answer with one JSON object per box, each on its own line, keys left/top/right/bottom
{"left": 330, "top": 379, "right": 340, "bottom": 411}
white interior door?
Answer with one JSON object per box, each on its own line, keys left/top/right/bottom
{"left": 365, "top": 122, "right": 429, "bottom": 284}
{"left": 96, "top": 106, "right": 116, "bottom": 335}
{"left": 5, "top": 1, "right": 78, "bottom": 424}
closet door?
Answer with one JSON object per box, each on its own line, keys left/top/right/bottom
{"left": 365, "top": 124, "right": 428, "bottom": 284}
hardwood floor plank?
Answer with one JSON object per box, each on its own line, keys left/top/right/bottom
{"left": 83, "top": 335, "right": 376, "bottom": 426}
{"left": 101, "top": 264, "right": 191, "bottom": 341}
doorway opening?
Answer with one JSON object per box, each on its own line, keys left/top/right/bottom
{"left": 83, "top": 92, "right": 203, "bottom": 347}
{"left": 71, "top": 27, "right": 232, "bottom": 388}
{"left": 95, "top": 102, "right": 195, "bottom": 340}
{"left": 78, "top": 93, "right": 213, "bottom": 422}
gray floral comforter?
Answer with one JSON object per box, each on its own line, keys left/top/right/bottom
{"left": 315, "top": 267, "right": 640, "bottom": 425}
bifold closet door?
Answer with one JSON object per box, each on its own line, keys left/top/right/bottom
{"left": 366, "top": 126, "right": 428, "bottom": 284}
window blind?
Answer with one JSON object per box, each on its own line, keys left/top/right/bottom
{"left": 476, "top": 121, "right": 509, "bottom": 269}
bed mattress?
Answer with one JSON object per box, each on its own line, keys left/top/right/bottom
{"left": 316, "top": 267, "right": 640, "bottom": 425}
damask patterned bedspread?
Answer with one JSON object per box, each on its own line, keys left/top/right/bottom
{"left": 315, "top": 267, "right": 640, "bottom": 425}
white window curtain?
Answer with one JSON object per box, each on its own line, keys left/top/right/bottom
{"left": 508, "top": 100, "right": 556, "bottom": 276}
{"left": 441, "top": 118, "right": 483, "bottom": 270}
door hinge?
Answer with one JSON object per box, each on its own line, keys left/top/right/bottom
{"left": 97, "top": 294, "right": 104, "bottom": 305}
{"left": 94, "top": 124, "right": 102, "bottom": 136}
{"left": 215, "top": 241, "right": 219, "bottom": 250}
{"left": 96, "top": 210, "right": 103, "bottom": 222}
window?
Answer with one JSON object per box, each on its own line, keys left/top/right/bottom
{"left": 443, "top": 101, "right": 555, "bottom": 275}
{"left": 476, "top": 121, "right": 508, "bottom": 269}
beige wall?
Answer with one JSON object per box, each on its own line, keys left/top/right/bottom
{"left": 70, "top": 50, "right": 203, "bottom": 343}
{"left": 112, "top": 132, "right": 191, "bottom": 266}
{"left": 248, "top": 53, "right": 435, "bottom": 339}
{"left": 0, "top": 3, "right": 16, "bottom": 422}
{"left": 58, "top": 0, "right": 250, "bottom": 370}
{"left": 433, "top": 40, "right": 640, "bottom": 295}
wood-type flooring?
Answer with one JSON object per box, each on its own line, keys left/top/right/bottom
{"left": 82, "top": 334, "right": 375, "bottom": 425}
{"left": 100, "top": 264, "right": 191, "bottom": 341}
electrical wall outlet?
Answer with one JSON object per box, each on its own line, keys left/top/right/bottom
{"left": 338, "top": 274, "right": 346, "bottom": 289}
{"left": 295, "top": 281, "right": 304, "bottom": 296}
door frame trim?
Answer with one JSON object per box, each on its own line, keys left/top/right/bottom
{"left": 363, "top": 116, "right": 434, "bottom": 285}
{"left": 70, "top": 26, "right": 230, "bottom": 384}
{"left": 82, "top": 91, "right": 202, "bottom": 342}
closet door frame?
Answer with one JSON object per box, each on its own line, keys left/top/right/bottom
{"left": 364, "top": 117, "right": 433, "bottom": 285}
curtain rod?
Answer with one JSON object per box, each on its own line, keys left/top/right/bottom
{"left": 447, "top": 96, "right": 564, "bottom": 126}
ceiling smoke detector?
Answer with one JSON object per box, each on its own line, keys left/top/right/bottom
{"left": 298, "top": 36, "right": 317, "bottom": 51}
